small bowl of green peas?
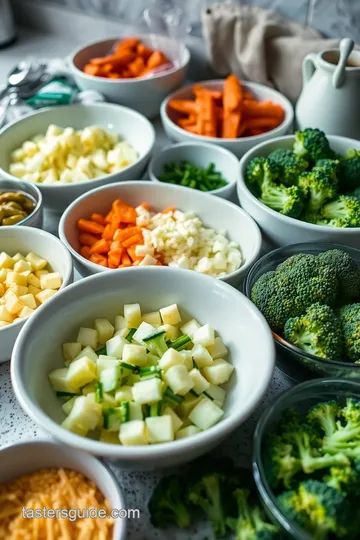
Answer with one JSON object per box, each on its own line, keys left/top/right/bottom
{"left": 148, "top": 142, "right": 239, "bottom": 200}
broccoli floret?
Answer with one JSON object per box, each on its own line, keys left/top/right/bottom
{"left": 298, "top": 169, "right": 338, "bottom": 212}
{"left": 284, "top": 303, "right": 343, "bottom": 361}
{"left": 307, "top": 401, "right": 342, "bottom": 438}
{"left": 321, "top": 398, "right": 360, "bottom": 460}
{"left": 294, "top": 128, "right": 334, "bottom": 164}
{"left": 324, "top": 461, "right": 360, "bottom": 495}
{"left": 259, "top": 181, "right": 303, "bottom": 218}
{"left": 318, "top": 249, "right": 360, "bottom": 300}
{"left": 148, "top": 474, "right": 191, "bottom": 528}
{"left": 246, "top": 157, "right": 282, "bottom": 192}
{"left": 226, "top": 488, "right": 280, "bottom": 540}
{"left": 339, "top": 148, "right": 360, "bottom": 191}
{"left": 300, "top": 210, "right": 331, "bottom": 226}
{"left": 350, "top": 187, "right": 360, "bottom": 201}
{"left": 314, "top": 158, "right": 340, "bottom": 184}
{"left": 143, "top": 330, "right": 168, "bottom": 357}
{"left": 267, "top": 148, "right": 308, "bottom": 186}
{"left": 264, "top": 432, "right": 301, "bottom": 489}
{"left": 339, "top": 304, "right": 360, "bottom": 362}
{"left": 321, "top": 195, "right": 360, "bottom": 228}
{"left": 278, "top": 480, "right": 349, "bottom": 539}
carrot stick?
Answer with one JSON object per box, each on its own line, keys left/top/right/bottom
{"left": 168, "top": 100, "right": 198, "bottom": 115}
{"left": 222, "top": 111, "right": 241, "bottom": 138}
{"left": 136, "top": 43, "right": 153, "bottom": 61}
{"left": 77, "top": 219, "right": 105, "bottom": 235}
{"left": 193, "top": 84, "right": 222, "bottom": 100}
{"left": 114, "top": 37, "right": 140, "bottom": 54}
{"left": 223, "top": 74, "right": 243, "bottom": 113}
{"left": 121, "top": 251, "right": 132, "bottom": 266}
{"left": 79, "top": 233, "right": 99, "bottom": 246}
{"left": 108, "top": 247, "right": 124, "bottom": 267}
{"left": 83, "top": 64, "right": 101, "bottom": 76}
{"left": 89, "top": 239, "right": 110, "bottom": 255}
{"left": 91, "top": 213, "right": 106, "bottom": 225}
{"left": 113, "top": 226, "right": 141, "bottom": 242}
{"left": 183, "top": 124, "right": 200, "bottom": 134}
{"left": 147, "top": 51, "right": 168, "bottom": 69}
{"left": 90, "top": 51, "right": 135, "bottom": 68}
{"left": 243, "top": 100, "right": 285, "bottom": 120}
{"left": 128, "top": 56, "right": 145, "bottom": 77}
{"left": 89, "top": 253, "right": 108, "bottom": 267}
{"left": 122, "top": 233, "right": 143, "bottom": 248}
{"left": 196, "top": 92, "right": 217, "bottom": 137}
{"left": 80, "top": 246, "right": 91, "bottom": 259}
{"left": 178, "top": 115, "right": 197, "bottom": 128}
{"left": 245, "top": 117, "right": 281, "bottom": 129}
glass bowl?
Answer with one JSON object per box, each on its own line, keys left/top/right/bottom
{"left": 243, "top": 242, "right": 360, "bottom": 380}
{"left": 252, "top": 378, "right": 360, "bottom": 540}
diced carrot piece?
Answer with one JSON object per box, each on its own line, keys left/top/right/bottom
{"left": 114, "top": 37, "right": 140, "bottom": 54}
{"left": 89, "top": 238, "right": 110, "bottom": 255}
{"left": 128, "top": 56, "right": 145, "bottom": 77}
{"left": 83, "top": 64, "right": 101, "bottom": 76}
{"left": 105, "top": 210, "right": 114, "bottom": 223}
{"left": 120, "top": 69, "right": 131, "bottom": 78}
{"left": 108, "top": 260, "right": 118, "bottom": 269}
{"left": 80, "top": 246, "right": 91, "bottom": 259}
{"left": 90, "top": 51, "right": 135, "bottom": 68}
{"left": 108, "top": 247, "right": 124, "bottom": 267}
{"left": 89, "top": 253, "right": 108, "bottom": 267}
{"left": 121, "top": 251, "right": 132, "bottom": 266}
{"left": 91, "top": 213, "right": 106, "bottom": 225}
{"left": 162, "top": 206, "right": 176, "bottom": 214}
{"left": 102, "top": 222, "right": 119, "bottom": 240}
{"left": 108, "top": 72, "right": 121, "bottom": 79}
{"left": 147, "top": 50, "right": 168, "bottom": 70}
{"left": 136, "top": 43, "right": 153, "bottom": 61}
{"left": 110, "top": 240, "right": 123, "bottom": 250}
{"left": 112, "top": 199, "right": 137, "bottom": 224}
{"left": 79, "top": 233, "right": 99, "bottom": 246}
{"left": 77, "top": 219, "right": 105, "bottom": 235}
{"left": 113, "top": 226, "right": 141, "bottom": 242}
{"left": 122, "top": 233, "right": 143, "bottom": 248}
{"left": 127, "top": 245, "right": 142, "bottom": 262}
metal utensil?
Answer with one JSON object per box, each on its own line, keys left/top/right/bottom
{"left": 333, "top": 37, "right": 355, "bottom": 89}
{"left": 0, "top": 60, "right": 47, "bottom": 101}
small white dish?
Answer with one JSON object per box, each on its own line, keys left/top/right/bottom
{"left": 160, "top": 80, "right": 294, "bottom": 158}
{"left": 0, "top": 103, "right": 155, "bottom": 212}
{"left": 0, "top": 439, "right": 127, "bottom": 540}
{"left": 148, "top": 142, "right": 239, "bottom": 200}
{"left": 0, "top": 178, "right": 43, "bottom": 229}
{"left": 0, "top": 226, "right": 73, "bottom": 363}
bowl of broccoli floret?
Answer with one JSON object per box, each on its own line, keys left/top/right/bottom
{"left": 253, "top": 378, "right": 360, "bottom": 540}
{"left": 238, "top": 128, "right": 360, "bottom": 249}
{"left": 244, "top": 242, "right": 360, "bottom": 378}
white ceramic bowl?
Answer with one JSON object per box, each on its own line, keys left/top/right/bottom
{"left": 237, "top": 134, "right": 360, "bottom": 248}
{"left": 148, "top": 142, "right": 239, "bottom": 200}
{"left": 160, "top": 80, "right": 294, "bottom": 158}
{"left": 0, "top": 103, "right": 155, "bottom": 212}
{"left": 0, "top": 439, "right": 127, "bottom": 540}
{"left": 0, "top": 178, "right": 43, "bottom": 228}
{"left": 11, "top": 267, "right": 275, "bottom": 469}
{"left": 58, "top": 181, "right": 262, "bottom": 287}
{"left": 0, "top": 226, "right": 73, "bottom": 363}
{"left": 70, "top": 36, "right": 190, "bottom": 119}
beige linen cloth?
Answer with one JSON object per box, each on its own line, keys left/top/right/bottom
{"left": 202, "top": 3, "right": 341, "bottom": 102}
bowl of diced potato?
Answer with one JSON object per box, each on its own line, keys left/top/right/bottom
{"left": 0, "top": 103, "right": 155, "bottom": 212}
{"left": 11, "top": 266, "right": 275, "bottom": 469}
{"left": 0, "top": 226, "right": 73, "bottom": 362}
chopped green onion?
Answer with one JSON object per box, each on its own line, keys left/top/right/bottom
{"left": 158, "top": 160, "right": 228, "bottom": 192}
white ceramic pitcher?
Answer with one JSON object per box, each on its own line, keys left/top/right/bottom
{"left": 295, "top": 39, "right": 360, "bottom": 139}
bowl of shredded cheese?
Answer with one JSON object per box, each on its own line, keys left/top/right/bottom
{"left": 0, "top": 103, "right": 155, "bottom": 212}
{"left": 0, "top": 439, "right": 127, "bottom": 539}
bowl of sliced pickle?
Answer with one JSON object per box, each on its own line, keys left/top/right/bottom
{"left": 0, "top": 179, "right": 42, "bottom": 228}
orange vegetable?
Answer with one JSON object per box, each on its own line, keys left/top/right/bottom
{"left": 128, "top": 56, "right": 145, "bottom": 77}
{"left": 89, "top": 239, "right": 110, "bottom": 255}
{"left": 162, "top": 207, "right": 175, "bottom": 214}
{"left": 127, "top": 245, "right": 143, "bottom": 262}
{"left": 89, "top": 253, "right": 108, "bottom": 267}
{"left": 112, "top": 199, "right": 137, "bottom": 224}
{"left": 122, "top": 233, "right": 143, "bottom": 248}
{"left": 136, "top": 43, "right": 153, "bottom": 61}
{"left": 102, "top": 222, "right": 119, "bottom": 241}
{"left": 147, "top": 51, "right": 168, "bottom": 70}
{"left": 114, "top": 37, "right": 140, "bottom": 54}
{"left": 113, "top": 226, "right": 141, "bottom": 242}
{"left": 91, "top": 213, "right": 106, "bottom": 225}
{"left": 83, "top": 64, "right": 101, "bottom": 76}
{"left": 77, "top": 219, "right": 105, "bottom": 235}
{"left": 90, "top": 51, "right": 135, "bottom": 68}
{"left": 139, "top": 202, "right": 150, "bottom": 211}
{"left": 108, "top": 247, "right": 124, "bottom": 267}
{"left": 243, "top": 100, "right": 285, "bottom": 120}
{"left": 80, "top": 246, "right": 91, "bottom": 259}
{"left": 121, "top": 251, "right": 132, "bottom": 266}
{"left": 78, "top": 233, "right": 99, "bottom": 246}
{"left": 223, "top": 74, "right": 243, "bottom": 114}
{"left": 222, "top": 111, "right": 241, "bottom": 139}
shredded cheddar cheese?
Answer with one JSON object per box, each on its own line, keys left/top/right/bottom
{"left": 0, "top": 468, "right": 114, "bottom": 539}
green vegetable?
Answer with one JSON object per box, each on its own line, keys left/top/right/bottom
{"left": 246, "top": 157, "right": 281, "bottom": 192}
{"left": 126, "top": 328, "right": 137, "bottom": 342}
{"left": 321, "top": 195, "right": 360, "bottom": 228}
{"left": 163, "top": 387, "right": 184, "bottom": 406}
{"left": 339, "top": 148, "right": 360, "bottom": 191}
{"left": 314, "top": 158, "right": 340, "bottom": 184}
{"left": 293, "top": 128, "right": 334, "bottom": 164}
{"left": 167, "top": 334, "right": 192, "bottom": 350}
{"left": 158, "top": 161, "right": 228, "bottom": 192}
{"left": 268, "top": 148, "right": 308, "bottom": 186}
{"left": 338, "top": 304, "right": 360, "bottom": 362}
{"left": 148, "top": 474, "right": 192, "bottom": 528}
{"left": 103, "top": 402, "right": 130, "bottom": 430}
{"left": 298, "top": 169, "right": 337, "bottom": 212}
{"left": 95, "top": 382, "right": 103, "bottom": 403}
{"left": 318, "top": 249, "right": 360, "bottom": 300}
{"left": 143, "top": 330, "right": 168, "bottom": 357}
{"left": 260, "top": 181, "right": 303, "bottom": 218}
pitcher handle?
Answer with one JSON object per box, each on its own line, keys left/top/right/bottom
{"left": 302, "top": 53, "right": 317, "bottom": 84}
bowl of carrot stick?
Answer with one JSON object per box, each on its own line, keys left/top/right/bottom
{"left": 160, "top": 76, "right": 294, "bottom": 158}
{"left": 70, "top": 36, "right": 190, "bottom": 119}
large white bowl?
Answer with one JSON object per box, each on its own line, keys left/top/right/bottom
{"left": 0, "top": 103, "right": 155, "bottom": 212}
{"left": 160, "top": 80, "right": 294, "bottom": 158}
{"left": 58, "top": 181, "right": 262, "bottom": 287}
{"left": 11, "top": 267, "right": 275, "bottom": 470}
{"left": 0, "top": 226, "right": 73, "bottom": 363}
{"left": 0, "top": 439, "right": 127, "bottom": 540}
{"left": 148, "top": 142, "right": 239, "bottom": 200}
{"left": 237, "top": 134, "right": 360, "bottom": 248}
{"left": 70, "top": 36, "right": 190, "bottom": 119}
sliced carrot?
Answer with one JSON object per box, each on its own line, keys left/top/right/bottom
{"left": 90, "top": 51, "right": 135, "bottom": 68}
{"left": 121, "top": 251, "right": 132, "bottom": 266}
{"left": 79, "top": 233, "right": 99, "bottom": 246}
{"left": 243, "top": 100, "right": 285, "bottom": 120}
{"left": 105, "top": 210, "right": 114, "bottom": 223}
{"left": 108, "top": 260, "right": 118, "bottom": 269}
{"left": 83, "top": 64, "right": 101, "bottom": 76}
{"left": 168, "top": 99, "right": 198, "bottom": 115}
{"left": 89, "top": 253, "right": 108, "bottom": 267}
{"left": 147, "top": 50, "right": 168, "bottom": 70}
{"left": 245, "top": 117, "right": 281, "bottom": 130}
{"left": 113, "top": 226, "right": 140, "bottom": 242}
{"left": 102, "top": 222, "right": 119, "bottom": 241}
{"left": 112, "top": 200, "right": 137, "bottom": 224}
{"left": 108, "top": 247, "right": 124, "bottom": 267}
{"left": 120, "top": 69, "right": 131, "bottom": 78}
{"left": 184, "top": 124, "right": 201, "bottom": 135}
{"left": 108, "top": 72, "right": 121, "bottom": 79}
{"left": 77, "top": 219, "right": 105, "bottom": 235}
{"left": 114, "top": 37, "right": 140, "bottom": 54}
{"left": 122, "top": 233, "right": 143, "bottom": 248}
{"left": 223, "top": 74, "right": 243, "bottom": 114}
{"left": 128, "top": 56, "right": 145, "bottom": 77}
{"left": 89, "top": 238, "right": 110, "bottom": 255}
{"left": 80, "top": 246, "right": 91, "bottom": 259}
{"left": 110, "top": 240, "right": 123, "bottom": 250}
{"left": 222, "top": 111, "right": 241, "bottom": 138}
{"left": 178, "top": 115, "right": 197, "bottom": 128}
{"left": 136, "top": 43, "right": 153, "bottom": 61}
{"left": 91, "top": 213, "right": 106, "bottom": 225}
{"left": 193, "top": 84, "right": 222, "bottom": 100}
{"left": 162, "top": 206, "right": 176, "bottom": 214}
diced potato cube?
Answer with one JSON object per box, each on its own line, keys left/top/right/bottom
{"left": 18, "top": 293, "right": 36, "bottom": 309}
{"left": 94, "top": 318, "right": 114, "bottom": 344}
{"left": 135, "top": 245, "right": 154, "bottom": 258}
{"left": 203, "top": 359, "right": 234, "bottom": 385}
{"left": 115, "top": 328, "right": 129, "bottom": 338}
{"left": 28, "top": 285, "right": 41, "bottom": 297}
{"left": 11, "top": 253, "right": 25, "bottom": 263}
{"left": 176, "top": 394, "right": 202, "bottom": 418}
{"left": 36, "top": 289, "right": 57, "bottom": 305}
{"left": 13, "top": 260, "right": 32, "bottom": 273}
{"left": 0, "top": 252, "right": 14, "bottom": 269}
{"left": 191, "top": 344, "right": 214, "bottom": 368}
{"left": 119, "top": 420, "right": 148, "bottom": 445}
{"left": 10, "top": 285, "right": 28, "bottom": 297}
{"left": 0, "top": 269, "right": 7, "bottom": 282}
{"left": 76, "top": 327, "right": 98, "bottom": 349}
{"left": 175, "top": 425, "right": 202, "bottom": 439}
{"left": 49, "top": 367, "right": 77, "bottom": 393}
{"left": 5, "top": 290, "right": 23, "bottom": 315}
{"left": 74, "top": 345, "right": 97, "bottom": 363}
{"left": 28, "top": 273, "right": 41, "bottom": 288}
{"left": 26, "top": 252, "right": 48, "bottom": 271}
{"left": 63, "top": 342, "right": 82, "bottom": 364}
{"left": 142, "top": 311, "right": 162, "bottom": 327}
{"left": 189, "top": 368, "right": 210, "bottom": 395}
{"left": 63, "top": 396, "right": 102, "bottom": 432}
{"left": 40, "top": 272, "right": 62, "bottom": 290}
{"left": 181, "top": 350, "right": 193, "bottom": 371}
{"left": 35, "top": 269, "right": 49, "bottom": 278}
{"left": 180, "top": 318, "right": 201, "bottom": 338}
{"left": 115, "top": 385, "right": 133, "bottom": 402}
{"left": 207, "top": 337, "right": 228, "bottom": 359}
{"left": 163, "top": 406, "right": 183, "bottom": 432}
{"left": 205, "top": 384, "right": 226, "bottom": 405}
{"left": 139, "top": 254, "right": 157, "bottom": 266}
{"left": 132, "top": 378, "right": 163, "bottom": 404}
{"left": 160, "top": 304, "right": 181, "bottom": 325}
{"left": 124, "top": 303, "right": 141, "bottom": 327}
{"left": 133, "top": 322, "right": 155, "bottom": 344}
{"left": 189, "top": 398, "right": 224, "bottom": 430}
{"left": 20, "top": 270, "right": 31, "bottom": 279}
{"left": 158, "top": 324, "right": 179, "bottom": 340}
{"left": 0, "top": 283, "right": 4, "bottom": 297}
{"left": 106, "top": 335, "right": 127, "bottom": 358}
{"left": 66, "top": 356, "right": 97, "bottom": 390}
{"left": 145, "top": 416, "right": 174, "bottom": 443}
{"left": 114, "top": 315, "right": 127, "bottom": 331}
{"left": 122, "top": 344, "right": 147, "bottom": 366}
{"left": 193, "top": 324, "right": 215, "bottom": 347}
{"left": 6, "top": 271, "right": 27, "bottom": 287}
{"left": 158, "top": 348, "right": 185, "bottom": 371}
{"left": 164, "top": 365, "right": 194, "bottom": 396}
{"left": 19, "top": 306, "right": 35, "bottom": 319}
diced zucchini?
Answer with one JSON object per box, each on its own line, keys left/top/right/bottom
{"left": 81, "top": 382, "right": 96, "bottom": 395}
{"left": 139, "top": 365, "right": 162, "bottom": 379}
{"left": 114, "top": 315, "right": 127, "bottom": 331}
{"left": 132, "top": 378, "right": 163, "bottom": 405}
{"left": 102, "top": 392, "right": 117, "bottom": 408}
{"left": 163, "top": 406, "right": 183, "bottom": 432}
{"left": 189, "top": 368, "right": 210, "bottom": 395}
{"left": 176, "top": 394, "right": 202, "bottom": 418}
{"left": 129, "top": 402, "right": 143, "bottom": 421}
{"left": 106, "top": 335, "right": 127, "bottom": 359}
{"left": 193, "top": 324, "right": 215, "bottom": 347}
{"left": 103, "top": 402, "right": 130, "bottom": 431}
{"left": 181, "top": 351, "right": 193, "bottom": 371}
{"left": 124, "top": 303, "right": 141, "bottom": 328}
{"left": 99, "top": 430, "right": 120, "bottom": 444}
{"left": 149, "top": 401, "right": 163, "bottom": 416}
{"left": 133, "top": 322, "right": 155, "bottom": 344}
{"left": 180, "top": 318, "right": 201, "bottom": 338}
{"left": 164, "top": 365, "right": 194, "bottom": 396}
{"left": 206, "top": 337, "right": 228, "bottom": 359}
{"left": 96, "top": 356, "right": 120, "bottom": 377}
{"left": 159, "top": 304, "right": 181, "bottom": 325}
{"left": 125, "top": 328, "right": 137, "bottom": 342}
{"left": 142, "top": 404, "right": 150, "bottom": 418}
{"left": 204, "top": 384, "right": 226, "bottom": 405}
{"left": 95, "top": 382, "right": 103, "bottom": 402}
{"left": 145, "top": 415, "right": 174, "bottom": 443}
{"left": 74, "top": 345, "right": 98, "bottom": 363}
{"left": 143, "top": 330, "right": 168, "bottom": 357}
{"left": 62, "top": 396, "right": 76, "bottom": 415}
{"left": 62, "top": 342, "right": 82, "bottom": 365}
{"left": 66, "top": 356, "right": 97, "bottom": 390}
{"left": 163, "top": 388, "right": 184, "bottom": 408}
{"left": 203, "top": 360, "right": 234, "bottom": 385}
{"left": 100, "top": 365, "right": 121, "bottom": 392}
{"left": 95, "top": 345, "right": 107, "bottom": 355}
{"left": 49, "top": 368, "right": 77, "bottom": 393}
{"left": 191, "top": 344, "right": 214, "bottom": 368}
{"left": 119, "top": 362, "right": 139, "bottom": 375}
{"left": 94, "top": 318, "right": 114, "bottom": 344}
{"left": 76, "top": 327, "right": 98, "bottom": 350}
{"left": 158, "top": 348, "right": 185, "bottom": 371}
{"left": 62, "top": 395, "right": 102, "bottom": 433}
{"left": 116, "top": 328, "right": 129, "bottom": 338}
{"left": 115, "top": 385, "right": 133, "bottom": 402}
{"left": 122, "top": 344, "right": 147, "bottom": 366}
{"left": 61, "top": 417, "right": 88, "bottom": 436}
{"left": 146, "top": 353, "right": 160, "bottom": 366}
{"left": 175, "top": 425, "right": 201, "bottom": 439}
{"left": 158, "top": 324, "right": 179, "bottom": 340}
{"left": 142, "top": 311, "right": 161, "bottom": 327}
{"left": 169, "top": 334, "right": 192, "bottom": 351}
{"left": 189, "top": 398, "right": 224, "bottom": 430}
{"left": 119, "top": 420, "right": 148, "bottom": 445}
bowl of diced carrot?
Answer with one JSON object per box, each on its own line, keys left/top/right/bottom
{"left": 160, "top": 76, "right": 294, "bottom": 158}
{"left": 70, "top": 36, "right": 190, "bottom": 119}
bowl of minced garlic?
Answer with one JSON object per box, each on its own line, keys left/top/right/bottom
{"left": 0, "top": 440, "right": 127, "bottom": 540}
